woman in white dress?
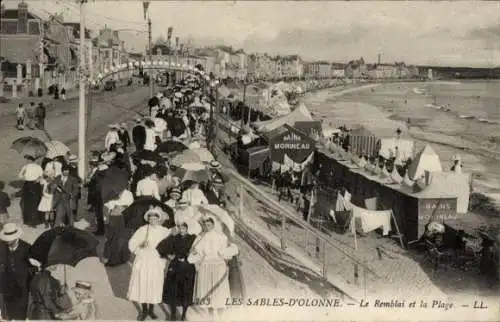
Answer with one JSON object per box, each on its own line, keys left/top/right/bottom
{"left": 37, "top": 175, "right": 54, "bottom": 229}
{"left": 188, "top": 217, "right": 238, "bottom": 319}
{"left": 136, "top": 170, "right": 161, "bottom": 201}
{"left": 127, "top": 207, "right": 171, "bottom": 321}
{"left": 181, "top": 182, "right": 208, "bottom": 206}
{"left": 144, "top": 120, "right": 157, "bottom": 152}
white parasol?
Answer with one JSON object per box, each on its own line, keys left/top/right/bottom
{"left": 153, "top": 118, "right": 167, "bottom": 132}
{"left": 197, "top": 204, "right": 235, "bottom": 237}
{"left": 45, "top": 141, "right": 70, "bottom": 159}
{"left": 190, "top": 148, "right": 214, "bottom": 162}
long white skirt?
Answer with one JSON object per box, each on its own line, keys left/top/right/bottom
{"left": 127, "top": 248, "right": 166, "bottom": 304}
{"left": 194, "top": 259, "right": 230, "bottom": 309}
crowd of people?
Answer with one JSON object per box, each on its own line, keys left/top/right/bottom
{"left": 15, "top": 102, "right": 47, "bottom": 131}
{"left": 0, "top": 75, "right": 241, "bottom": 321}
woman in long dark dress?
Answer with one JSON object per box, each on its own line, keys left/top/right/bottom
{"left": 102, "top": 197, "right": 134, "bottom": 267}
{"left": 158, "top": 223, "right": 196, "bottom": 321}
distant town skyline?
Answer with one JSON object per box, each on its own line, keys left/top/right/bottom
{"left": 4, "top": 0, "right": 500, "bottom": 67}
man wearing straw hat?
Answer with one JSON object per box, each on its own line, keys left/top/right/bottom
{"left": 0, "top": 223, "right": 32, "bottom": 320}
{"left": 55, "top": 281, "right": 96, "bottom": 320}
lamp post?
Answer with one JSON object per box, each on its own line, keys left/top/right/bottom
{"left": 77, "top": 0, "right": 87, "bottom": 180}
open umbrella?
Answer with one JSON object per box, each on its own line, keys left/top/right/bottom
{"left": 156, "top": 140, "right": 188, "bottom": 154}
{"left": 11, "top": 136, "right": 47, "bottom": 159}
{"left": 29, "top": 226, "right": 98, "bottom": 285}
{"left": 45, "top": 140, "right": 70, "bottom": 159}
{"left": 174, "top": 162, "right": 210, "bottom": 183}
{"left": 169, "top": 150, "right": 201, "bottom": 167}
{"left": 122, "top": 196, "right": 175, "bottom": 231}
{"left": 191, "top": 148, "right": 214, "bottom": 162}
{"left": 196, "top": 204, "right": 235, "bottom": 237}
{"left": 100, "top": 166, "right": 130, "bottom": 203}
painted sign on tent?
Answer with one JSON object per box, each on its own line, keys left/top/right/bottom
{"left": 269, "top": 125, "right": 315, "bottom": 163}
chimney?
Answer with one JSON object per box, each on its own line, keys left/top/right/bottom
{"left": 378, "top": 53, "right": 381, "bottom": 65}
{"left": 113, "top": 30, "right": 119, "bottom": 38}
{"left": 17, "top": 0, "right": 28, "bottom": 34}
{"left": 1, "top": 3, "right": 6, "bottom": 17}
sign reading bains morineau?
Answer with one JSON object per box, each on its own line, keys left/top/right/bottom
{"left": 269, "top": 125, "right": 315, "bottom": 163}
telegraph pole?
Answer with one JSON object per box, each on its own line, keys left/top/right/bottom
{"left": 78, "top": 0, "right": 87, "bottom": 180}
{"left": 148, "top": 17, "right": 154, "bottom": 97}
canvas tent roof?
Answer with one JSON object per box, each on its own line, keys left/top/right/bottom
{"left": 407, "top": 145, "right": 442, "bottom": 180}
{"left": 254, "top": 103, "right": 313, "bottom": 133}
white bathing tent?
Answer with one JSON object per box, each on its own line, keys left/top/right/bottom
{"left": 407, "top": 145, "right": 442, "bottom": 180}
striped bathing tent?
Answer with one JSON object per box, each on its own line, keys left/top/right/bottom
{"left": 348, "top": 126, "right": 379, "bottom": 157}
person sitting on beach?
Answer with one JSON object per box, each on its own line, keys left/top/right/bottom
{"left": 54, "top": 281, "right": 96, "bottom": 320}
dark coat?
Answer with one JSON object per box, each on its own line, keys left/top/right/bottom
{"left": 158, "top": 234, "right": 196, "bottom": 306}
{"left": 118, "top": 130, "right": 131, "bottom": 150}
{"left": 28, "top": 270, "right": 69, "bottom": 320}
{"left": 132, "top": 125, "right": 146, "bottom": 151}
{"left": 205, "top": 187, "right": 226, "bottom": 207}
{"left": 0, "top": 240, "right": 33, "bottom": 320}
{"left": 52, "top": 175, "right": 80, "bottom": 226}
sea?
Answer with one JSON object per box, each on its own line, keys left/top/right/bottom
{"left": 301, "top": 80, "right": 500, "bottom": 209}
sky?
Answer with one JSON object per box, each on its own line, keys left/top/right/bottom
{"left": 4, "top": 0, "right": 500, "bottom": 67}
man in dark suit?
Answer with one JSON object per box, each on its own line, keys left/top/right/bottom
{"left": 52, "top": 165, "right": 80, "bottom": 227}
{"left": 205, "top": 177, "right": 226, "bottom": 207}
{"left": 132, "top": 118, "right": 146, "bottom": 152}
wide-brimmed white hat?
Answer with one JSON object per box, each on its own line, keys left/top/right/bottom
{"left": 120, "top": 122, "right": 128, "bottom": 129}
{"left": 108, "top": 124, "right": 119, "bottom": 129}
{"left": 144, "top": 207, "right": 166, "bottom": 222}
{"left": 0, "top": 223, "right": 23, "bottom": 242}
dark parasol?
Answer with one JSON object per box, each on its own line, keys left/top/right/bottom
{"left": 122, "top": 196, "right": 175, "bottom": 231}
{"left": 156, "top": 140, "right": 188, "bottom": 154}
{"left": 133, "top": 149, "right": 163, "bottom": 164}
{"left": 11, "top": 136, "right": 48, "bottom": 159}
{"left": 99, "top": 166, "right": 130, "bottom": 203}
{"left": 29, "top": 226, "right": 98, "bottom": 269}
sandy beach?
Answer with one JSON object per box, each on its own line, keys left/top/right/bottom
{"left": 303, "top": 81, "right": 500, "bottom": 235}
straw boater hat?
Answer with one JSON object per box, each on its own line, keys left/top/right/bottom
{"left": 134, "top": 116, "right": 143, "bottom": 123}
{"left": 72, "top": 280, "right": 93, "bottom": 293}
{"left": 100, "top": 151, "right": 116, "bottom": 163}
{"left": 210, "top": 160, "right": 221, "bottom": 169}
{"left": 120, "top": 122, "right": 128, "bottom": 129}
{"left": 144, "top": 207, "right": 166, "bottom": 222}
{"left": 169, "top": 188, "right": 182, "bottom": 199}
{"left": 29, "top": 258, "right": 42, "bottom": 268}
{"left": 68, "top": 154, "right": 78, "bottom": 163}
{"left": 108, "top": 124, "right": 119, "bottom": 129}
{"left": 0, "top": 223, "right": 23, "bottom": 242}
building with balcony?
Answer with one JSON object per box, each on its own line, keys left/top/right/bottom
{"left": 93, "top": 27, "right": 125, "bottom": 79}
{"left": 0, "top": 1, "right": 44, "bottom": 95}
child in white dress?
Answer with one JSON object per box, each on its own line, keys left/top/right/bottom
{"left": 38, "top": 175, "right": 54, "bottom": 228}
